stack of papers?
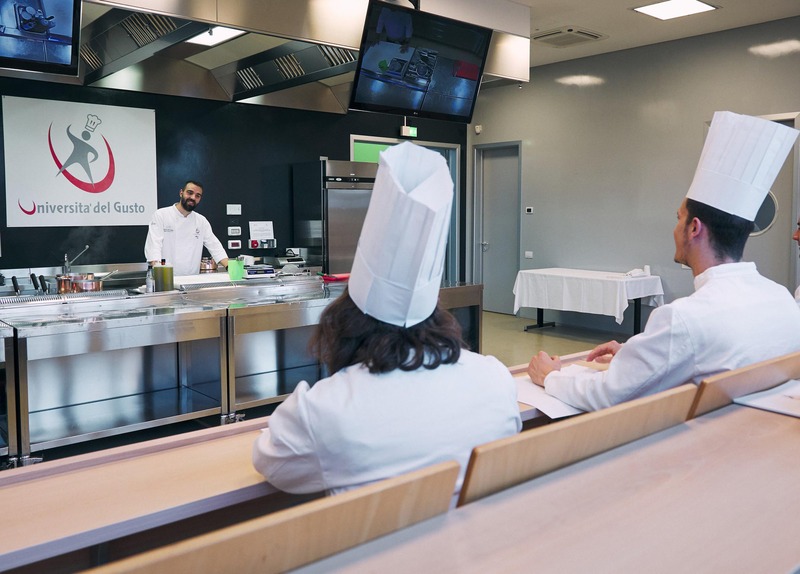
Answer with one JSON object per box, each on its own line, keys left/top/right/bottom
{"left": 733, "top": 379, "right": 800, "bottom": 418}
{"left": 515, "top": 374, "right": 584, "bottom": 418}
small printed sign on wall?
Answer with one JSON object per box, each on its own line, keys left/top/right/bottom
{"left": 3, "top": 96, "right": 157, "bottom": 227}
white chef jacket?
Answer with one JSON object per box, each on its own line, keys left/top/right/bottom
{"left": 252, "top": 350, "right": 521, "bottom": 495}
{"left": 545, "top": 262, "right": 800, "bottom": 411}
{"left": 144, "top": 205, "right": 227, "bottom": 276}
{"left": 795, "top": 284, "right": 800, "bottom": 305}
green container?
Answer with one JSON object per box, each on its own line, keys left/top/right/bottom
{"left": 227, "top": 259, "right": 244, "bottom": 281}
{"left": 153, "top": 265, "right": 174, "bottom": 291}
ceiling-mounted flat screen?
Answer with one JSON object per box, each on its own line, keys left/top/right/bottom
{"left": 0, "top": 0, "right": 81, "bottom": 76}
{"left": 349, "top": 0, "right": 492, "bottom": 123}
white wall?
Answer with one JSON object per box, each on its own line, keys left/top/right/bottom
{"left": 469, "top": 16, "right": 800, "bottom": 334}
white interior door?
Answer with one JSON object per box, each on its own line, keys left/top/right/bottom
{"left": 475, "top": 143, "right": 521, "bottom": 314}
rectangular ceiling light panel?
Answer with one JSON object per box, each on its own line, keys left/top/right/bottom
{"left": 634, "top": 0, "right": 716, "bottom": 20}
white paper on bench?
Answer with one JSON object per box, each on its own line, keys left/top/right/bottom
{"left": 733, "top": 379, "right": 800, "bottom": 418}
{"left": 515, "top": 375, "right": 584, "bottom": 418}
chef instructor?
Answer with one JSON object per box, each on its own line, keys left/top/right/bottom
{"left": 144, "top": 180, "right": 229, "bottom": 276}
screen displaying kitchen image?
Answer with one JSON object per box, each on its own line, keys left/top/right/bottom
{"left": 0, "top": 0, "right": 80, "bottom": 75}
{"left": 349, "top": 0, "right": 492, "bottom": 123}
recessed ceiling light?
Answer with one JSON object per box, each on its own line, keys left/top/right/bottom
{"left": 748, "top": 39, "right": 800, "bottom": 59}
{"left": 556, "top": 75, "right": 606, "bottom": 87}
{"left": 186, "top": 26, "right": 246, "bottom": 47}
{"left": 634, "top": 0, "right": 716, "bottom": 21}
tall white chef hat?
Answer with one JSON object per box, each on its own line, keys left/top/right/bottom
{"left": 686, "top": 111, "right": 799, "bottom": 221}
{"left": 349, "top": 142, "right": 453, "bottom": 327}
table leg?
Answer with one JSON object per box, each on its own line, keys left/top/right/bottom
{"left": 524, "top": 308, "right": 556, "bottom": 332}
{"left": 634, "top": 298, "right": 642, "bottom": 335}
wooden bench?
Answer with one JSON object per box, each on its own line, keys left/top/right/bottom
{"left": 0, "top": 417, "right": 322, "bottom": 572}
{"left": 83, "top": 460, "right": 460, "bottom": 574}
{"left": 688, "top": 350, "right": 800, "bottom": 418}
{"left": 457, "top": 383, "right": 697, "bottom": 506}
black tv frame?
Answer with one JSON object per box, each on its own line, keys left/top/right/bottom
{"left": 348, "top": 0, "right": 492, "bottom": 124}
{"left": 0, "top": 0, "right": 82, "bottom": 77}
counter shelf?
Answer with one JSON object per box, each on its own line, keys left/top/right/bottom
{"left": 183, "top": 276, "right": 328, "bottom": 415}
{"left": 2, "top": 291, "right": 229, "bottom": 459}
{"left": 0, "top": 325, "right": 16, "bottom": 460}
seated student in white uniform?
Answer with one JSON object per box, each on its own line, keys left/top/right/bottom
{"left": 528, "top": 111, "right": 800, "bottom": 411}
{"left": 252, "top": 143, "right": 521, "bottom": 496}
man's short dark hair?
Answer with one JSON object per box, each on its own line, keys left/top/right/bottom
{"left": 685, "top": 198, "right": 754, "bottom": 261}
{"left": 183, "top": 180, "right": 203, "bottom": 190}
{"left": 310, "top": 288, "right": 466, "bottom": 375}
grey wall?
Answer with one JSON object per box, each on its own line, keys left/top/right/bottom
{"left": 470, "top": 16, "right": 800, "bottom": 334}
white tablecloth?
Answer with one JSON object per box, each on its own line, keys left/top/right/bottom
{"left": 512, "top": 268, "right": 664, "bottom": 324}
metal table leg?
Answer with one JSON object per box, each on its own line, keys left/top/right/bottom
{"left": 524, "top": 308, "right": 556, "bottom": 332}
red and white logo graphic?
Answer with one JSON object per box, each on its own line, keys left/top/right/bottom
{"left": 48, "top": 113, "right": 116, "bottom": 193}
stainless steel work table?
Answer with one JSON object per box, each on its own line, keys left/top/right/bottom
{"left": 183, "top": 276, "right": 329, "bottom": 415}
{"left": 0, "top": 277, "right": 484, "bottom": 463}
{"left": 0, "top": 322, "right": 15, "bottom": 459}
{"left": 2, "top": 292, "right": 229, "bottom": 459}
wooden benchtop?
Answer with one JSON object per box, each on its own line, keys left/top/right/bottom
{"left": 295, "top": 405, "right": 800, "bottom": 573}
{"left": 0, "top": 417, "right": 276, "bottom": 570}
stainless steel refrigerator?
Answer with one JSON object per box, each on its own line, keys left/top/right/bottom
{"left": 292, "top": 160, "right": 378, "bottom": 274}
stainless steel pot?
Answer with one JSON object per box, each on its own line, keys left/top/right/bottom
{"left": 199, "top": 257, "right": 217, "bottom": 273}
{"left": 71, "top": 278, "right": 103, "bottom": 292}
{"left": 57, "top": 273, "right": 98, "bottom": 293}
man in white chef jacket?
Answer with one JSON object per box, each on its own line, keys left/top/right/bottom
{"left": 528, "top": 111, "right": 800, "bottom": 411}
{"left": 252, "top": 142, "right": 521, "bottom": 496}
{"left": 144, "top": 180, "right": 229, "bottom": 276}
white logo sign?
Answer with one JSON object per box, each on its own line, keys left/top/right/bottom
{"left": 3, "top": 96, "right": 157, "bottom": 227}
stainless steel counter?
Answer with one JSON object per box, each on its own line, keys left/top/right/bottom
{"left": 0, "top": 276, "right": 482, "bottom": 465}
{"left": 0, "top": 323, "right": 15, "bottom": 459}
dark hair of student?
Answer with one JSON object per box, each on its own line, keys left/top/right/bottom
{"left": 685, "top": 198, "right": 754, "bottom": 262}
{"left": 310, "top": 288, "right": 466, "bottom": 375}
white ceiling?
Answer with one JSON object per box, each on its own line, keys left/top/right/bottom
{"left": 519, "top": 0, "right": 800, "bottom": 68}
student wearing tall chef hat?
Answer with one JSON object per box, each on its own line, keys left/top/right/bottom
{"left": 528, "top": 111, "right": 800, "bottom": 411}
{"left": 252, "top": 142, "right": 521, "bottom": 495}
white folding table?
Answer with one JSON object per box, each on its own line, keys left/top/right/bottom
{"left": 513, "top": 268, "right": 664, "bottom": 335}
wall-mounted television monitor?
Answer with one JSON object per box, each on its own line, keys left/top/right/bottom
{"left": 0, "top": 0, "right": 82, "bottom": 76}
{"left": 349, "top": 0, "right": 492, "bottom": 124}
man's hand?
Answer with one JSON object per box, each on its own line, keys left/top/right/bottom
{"left": 586, "top": 340, "right": 623, "bottom": 363}
{"left": 527, "top": 351, "right": 562, "bottom": 387}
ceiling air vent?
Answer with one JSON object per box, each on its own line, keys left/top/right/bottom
{"left": 532, "top": 26, "right": 608, "bottom": 48}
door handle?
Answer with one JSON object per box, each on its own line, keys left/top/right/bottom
{"left": 480, "top": 241, "right": 489, "bottom": 252}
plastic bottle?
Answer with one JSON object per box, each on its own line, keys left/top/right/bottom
{"left": 145, "top": 263, "right": 155, "bottom": 293}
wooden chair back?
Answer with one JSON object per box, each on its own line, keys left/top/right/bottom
{"left": 84, "top": 460, "right": 460, "bottom": 574}
{"left": 688, "top": 350, "right": 800, "bottom": 419}
{"left": 457, "top": 384, "right": 696, "bottom": 507}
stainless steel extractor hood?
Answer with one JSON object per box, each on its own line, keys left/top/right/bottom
{"left": 79, "top": 5, "right": 359, "bottom": 112}
{"left": 0, "top": 0, "right": 529, "bottom": 114}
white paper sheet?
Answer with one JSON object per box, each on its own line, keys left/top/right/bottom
{"left": 733, "top": 379, "right": 800, "bottom": 418}
{"left": 515, "top": 374, "right": 584, "bottom": 418}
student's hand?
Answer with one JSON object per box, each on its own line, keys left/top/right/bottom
{"left": 586, "top": 340, "right": 623, "bottom": 363}
{"left": 527, "top": 351, "right": 561, "bottom": 387}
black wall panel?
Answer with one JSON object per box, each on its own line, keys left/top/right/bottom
{"left": 0, "top": 77, "right": 466, "bottom": 274}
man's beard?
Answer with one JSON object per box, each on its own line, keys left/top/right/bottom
{"left": 180, "top": 197, "right": 196, "bottom": 212}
